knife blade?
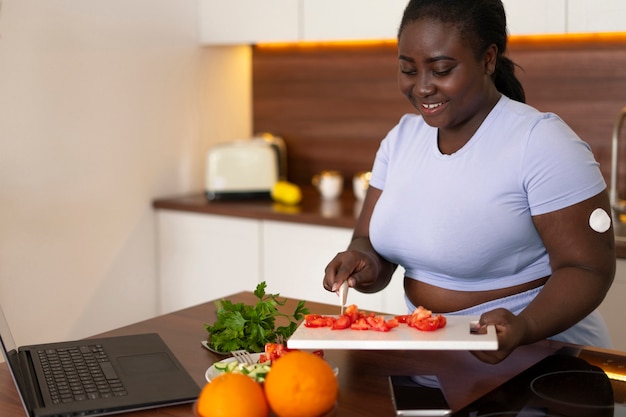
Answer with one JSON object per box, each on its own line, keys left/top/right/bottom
{"left": 338, "top": 280, "right": 349, "bottom": 315}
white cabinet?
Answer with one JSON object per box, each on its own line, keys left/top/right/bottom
{"left": 199, "top": 0, "right": 625, "bottom": 45}
{"left": 502, "top": 0, "right": 566, "bottom": 35}
{"left": 199, "top": 0, "right": 408, "bottom": 45}
{"left": 302, "top": 0, "right": 407, "bottom": 42}
{"left": 598, "top": 259, "right": 626, "bottom": 352}
{"left": 156, "top": 210, "right": 261, "bottom": 313}
{"left": 568, "top": 0, "right": 626, "bottom": 33}
{"left": 155, "top": 210, "right": 406, "bottom": 315}
{"left": 261, "top": 220, "right": 407, "bottom": 314}
{"left": 198, "top": 0, "right": 300, "bottom": 45}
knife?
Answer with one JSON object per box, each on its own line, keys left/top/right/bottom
{"left": 338, "top": 280, "right": 349, "bottom": 315}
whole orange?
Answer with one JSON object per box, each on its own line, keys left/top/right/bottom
{"left": 195, "top": 373, "right": 268, "bottom": 417}
{"left": 264, "top": 351, "right": 338, "bottom": 417}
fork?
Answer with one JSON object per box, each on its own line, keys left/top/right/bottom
{"left": 231, "top": 349, "right": 254, "bottom": 365}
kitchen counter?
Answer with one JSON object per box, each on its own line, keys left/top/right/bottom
{"left": 153, "top": 190, "right": 626, "bottom": 258}
{"left": 152, "top": 187, "right": 362, "bottom": 229}
{"left": 0, "top": 292, "right": 592, "bottom": 416}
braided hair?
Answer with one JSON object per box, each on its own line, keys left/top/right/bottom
{"left": 398, "top": 0, "right": 525, "bottom": 103}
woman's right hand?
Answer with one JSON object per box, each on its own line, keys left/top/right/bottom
{"left": 323, "top": 248, "right": 382, "bottom": 293}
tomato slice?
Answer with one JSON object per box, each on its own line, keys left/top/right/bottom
{"left": 343, "top": 304, "right": 359, "bottom": 323}
{"left": 263, "top": 342, "right": 291, "bottom": 361}
{"left": 350, "top": 318, "right": 370, "bottom": 330}
{"left": 386, "top": 318, "right": 400, "bottom": 329}
{"left": 394, "top": 315, "right": 410, "bottom": 324}
{"left": 304, "top": 314, "right": 335, "bottom": 328}
{"left": 331, "top": 315, "right": 351, "bottom": 330}
{"left": 364, "top": 315, "right": 391, "bottom": 332}
{"left": 408, "top": 314, "right": 447, "bottom": 331}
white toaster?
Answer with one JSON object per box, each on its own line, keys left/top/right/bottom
{"left": 205, "top": 140, "right": 278, "bottom": 200}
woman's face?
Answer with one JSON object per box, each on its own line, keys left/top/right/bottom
{"left": 398, "top": 18, "right": 498, "bottom": 138}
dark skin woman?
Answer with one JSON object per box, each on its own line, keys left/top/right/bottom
{"left": 323, "top": 0, "right": 615, "bottom": 364}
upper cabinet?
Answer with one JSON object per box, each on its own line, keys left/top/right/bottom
{"left": 198, "top": 0, "right": 406, "bottom": 45}
{"left": 199, "top": 0, "right": 626, "bottom": 45}
{"left": 502, "top": 0, "right": 566, "bottom": 35}
{"left": 302, "top": 0, "right": 407, "bottom": 42}
{"left": 198, "top": 0, "right": 300, "bottom": 44}
{"left": 568, "top": 0, "right": 626, "bottom": 33}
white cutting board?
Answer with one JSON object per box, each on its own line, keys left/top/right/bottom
{"left": 287, "top": 315, "right": 498, "bottom": 351}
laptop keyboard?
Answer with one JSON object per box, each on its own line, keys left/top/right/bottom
{"left": 38, "top": 344, "right": 128, "bottom": 404}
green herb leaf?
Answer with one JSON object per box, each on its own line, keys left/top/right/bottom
{"left": 204, "top": 281, "right": 310, "bottom": 352}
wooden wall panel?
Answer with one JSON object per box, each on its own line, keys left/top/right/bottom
{"left": 253, "top": 40, "right": 626, "bottom": 195}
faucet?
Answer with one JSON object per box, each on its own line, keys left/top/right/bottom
{"left": 610, "top": 107, "right": 626, "bottom": 216}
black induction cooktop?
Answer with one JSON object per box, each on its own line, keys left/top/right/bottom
{"left": 452, "top": 346, "right": 626, "bottom": 417}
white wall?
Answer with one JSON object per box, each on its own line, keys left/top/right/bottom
{"left": 0, "top": 0, "right": 252, "bottom": 347}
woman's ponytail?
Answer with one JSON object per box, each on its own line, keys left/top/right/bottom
{"left": 493, "top": 55, "right": 526, "bottom": 103}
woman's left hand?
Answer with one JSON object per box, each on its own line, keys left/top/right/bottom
{"left": 470, "top": 308, "right": 529, "bottom": 364}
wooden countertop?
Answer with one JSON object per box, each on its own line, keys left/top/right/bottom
{"left": 152, "top": 187, "right": 361, "bottom": 229}
{"left": 153, "top": 190, "right": 626, "bottom": 258}
{"left": 0, "top": 292, "right": 572, "bottom": 416}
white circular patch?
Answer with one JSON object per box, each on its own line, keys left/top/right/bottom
{"left": 589, "top": 208, "right": 611, "bottom": 233}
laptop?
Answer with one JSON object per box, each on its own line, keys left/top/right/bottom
{"left": 0, "top": 303, "right": 201, "bottom": 417}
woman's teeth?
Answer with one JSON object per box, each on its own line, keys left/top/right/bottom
{"left": 422, "top": 102, "right": 443, "bottom": 110}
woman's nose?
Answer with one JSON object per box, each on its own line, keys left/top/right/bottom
{"left": 415, "top": 77, "right": 435, "bottom": 97}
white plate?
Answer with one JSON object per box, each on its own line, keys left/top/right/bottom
{"left": 204, "top": 352, "right": 339, "bottom": 382}
{"left": 205, "top": 353, "right": 265, "bottom": 382}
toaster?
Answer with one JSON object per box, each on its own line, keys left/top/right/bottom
{"left": 205, "top": 140, "right": 279, "bottom": 200}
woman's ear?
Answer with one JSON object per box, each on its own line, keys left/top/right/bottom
{"left": 484, "top": 43, "right": 498, "bottom": 76}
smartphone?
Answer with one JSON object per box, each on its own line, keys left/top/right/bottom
{"left": 388, "top": 375, "right": 452, "bottom": 416}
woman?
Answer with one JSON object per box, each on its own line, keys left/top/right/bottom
{"left": 322, "top": 0, "right": 615, "bottom": 364}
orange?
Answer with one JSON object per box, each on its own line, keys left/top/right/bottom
{"left": 264, "top": 351, "right": 338, "bottom": 417}
{"left": 195, "top": 373, "right": 268, "bottom": 417}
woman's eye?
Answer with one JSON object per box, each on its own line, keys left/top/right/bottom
{"left": 400, "top": 68, "right": 416, "bottom": 75}
{"left": 433, "top": 68, "right": 452, "bottom": 76}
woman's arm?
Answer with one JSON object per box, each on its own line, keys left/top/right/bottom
{"left": 474, "top": 190, "right": 615, "bottom": 363}
{"left": 323, "top": 186, "right": 397, "bottom": 294}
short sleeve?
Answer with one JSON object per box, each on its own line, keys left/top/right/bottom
{"left": 523, "top": 114, "right": 605, "bottom": 216}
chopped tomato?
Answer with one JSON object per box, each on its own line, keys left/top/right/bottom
{"left": 365, "top": 315, "right": 393, "bottom": 332}
{"left": 262, "top": 343, "right": 324, "bottom": 361}
{"left": 263, "top": 342, "right": 290, "bottom": 361}
{"left": 350, "top": 318, "right": 370, "bottom": 330}
{"left": 304, "top": 314, "right": 335, "bottom": 328}
{"left": 408, "top": 314, "right": 447, "bottom": 332}
{"left": 343, "top": 304, "right": 359, "bottom": 323}
{"left": 331, "top": 315, "right": 351, "bottom": 330}
{"left": 303, "top": 306, "right": 405, "bottom": 332}
{"left": 395, "top": 306, "right": 447, "bottom": 332}
{"left": 386, "top": 318, "right": 400, "bottom": 329}
{"left": 394, "top": 315, "right": 410, "bottom": 324}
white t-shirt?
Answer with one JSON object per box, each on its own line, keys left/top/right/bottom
{"left": 369, "top": 95, "right": 605, "bottom": 292}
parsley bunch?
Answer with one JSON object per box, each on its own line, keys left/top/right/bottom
{"left": 204, "top": 282, "right": 309, "bottom": 353}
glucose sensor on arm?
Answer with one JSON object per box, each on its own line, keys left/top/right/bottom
{"left": 589, "top": 208, "right": 611, "bottom": 233}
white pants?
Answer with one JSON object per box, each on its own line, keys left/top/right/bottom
{"left": 404, "top": 286, "right": 612, "bottom": 348}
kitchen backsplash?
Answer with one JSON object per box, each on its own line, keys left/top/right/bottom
{"left": 252, "top": 37, "right": 626, "bottom": 196}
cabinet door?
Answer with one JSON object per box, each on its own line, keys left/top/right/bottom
{"left": 261, "top": 221, "right": 406, "bottom": 314}
{"left": 502, "top": 0, "right": 566, "bottom": 35}
{"left": 302, "top": 0, "right": 407, "bottom": 41}
{"left": 157, "top": 210, "right": 261, "bottom": 313}
{"left": 198, "top": 0, "right": 299, "bottom": 45}
{"left": 568, "top": 0, "right": 626, "bottom": 33}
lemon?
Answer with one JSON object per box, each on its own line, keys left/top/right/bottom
{"left": 271, "top": 181, "right": 302, "bottom": 205}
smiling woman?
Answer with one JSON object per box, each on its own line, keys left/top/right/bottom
{"left": 320, "top": 0, "right": 615, "bottom": 365}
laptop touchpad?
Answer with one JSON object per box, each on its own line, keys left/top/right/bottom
{"left": 117, "top": 353, "right": 178, "bottom": 375}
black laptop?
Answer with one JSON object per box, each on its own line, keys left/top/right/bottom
{"left": 0, "top": 304, "right": 200, "bottom": 417}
